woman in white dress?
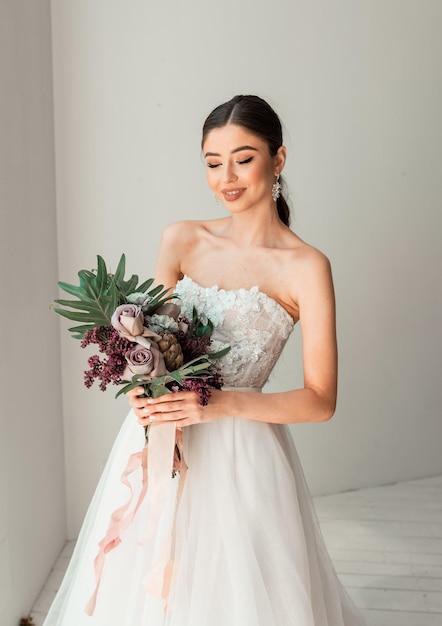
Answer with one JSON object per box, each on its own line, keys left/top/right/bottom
{"left": 44, "top": 95, "right": 366, "bottom": 625}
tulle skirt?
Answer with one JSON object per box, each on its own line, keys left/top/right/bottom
{"left": 43, "top": 411, "right": 365, "bottom": 625}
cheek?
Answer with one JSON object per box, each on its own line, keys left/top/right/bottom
{"left": 249, "top": 160, "right": 272, "bottom": 184}
{"left": 251, "top": 167, "right": 271, "bottom": 192}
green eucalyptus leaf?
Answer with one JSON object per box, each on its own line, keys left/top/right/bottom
{"left": 165, "top": 371, "right": 183, "bottom": 385}
{"left": 151, "top": 383, "right": 172, "bottom": 398}
{"left": 113, "top": 253, "right": 126, "bottom": 286}
{"left": 135, "top": 278, "right": 154, "bottom": 293}
{"left": 96, "top": 255, "right": 107, "bottom": 297}
{"left": 197, "top": 325, "right": 213, "bottom": 338}
{"left": 52, "top": 299, "right": 104, "bottom": 312}
{"left": 120, "top": 275, "right": 139, "bottom": 297}
{"left": 182, "top": 363, "right": 212, "bottom": 377}
{"left": 208, "top": 346, "right": 231, "bottom": 359}
{"left": 147, "top": 294, "right": 176, "bottom": 313}
{"left": 57, "top": 281, "right": 85, "bottom": 298}
{"left": 51, "top": 308, "right": 95, "bottom": 322}
{"left": 109, "top": 287, "right": 119, "bottom": 315}
{"left": 115, "top": 381, "right": 137, "bottom": 399}
{"left": 146, "top": 284, "right": 166, "bottom": 299}
{"left": 179, "top": 354, "right": 207, "bottom": 368}
{"left": 78, "top": 271, "right": 98, "bottom": 299}
{"left": 67, "top": 323, "right": 96, "bottom": 336}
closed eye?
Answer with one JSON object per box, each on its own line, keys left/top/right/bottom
{"left": 206, "top": 162, "right": 221, "bottom": 169}
{"left": 236, "top": 156, "right": 254, "bottom": 165}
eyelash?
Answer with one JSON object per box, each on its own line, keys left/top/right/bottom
{"left": 206, "top": 156, "right": 254, "bottom": 169}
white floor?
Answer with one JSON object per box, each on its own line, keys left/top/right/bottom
{"left": 30, "top": 474, "right": 442, "bottom": 625}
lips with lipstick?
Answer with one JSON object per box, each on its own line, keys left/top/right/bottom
{"left": 221, "top": 188, "right": 245, "bottom": 202}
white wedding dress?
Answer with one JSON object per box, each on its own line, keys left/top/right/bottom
{"left": 44, "top": 276, "right": 365, "bottom": 625}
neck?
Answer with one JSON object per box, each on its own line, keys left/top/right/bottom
{"left": 222, "top": 208, "right": 284, "bottom": 247}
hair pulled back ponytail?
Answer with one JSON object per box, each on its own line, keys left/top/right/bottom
{"left": 202, "top": 95, "right": 291, "bottom": 227}
{"left": 276, "top": 181, "right": 290, "bottom": 227}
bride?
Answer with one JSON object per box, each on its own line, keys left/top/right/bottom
{"left": 44, "top": 95, "right": 366, "bottom": 625}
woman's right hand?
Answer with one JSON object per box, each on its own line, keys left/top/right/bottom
{"left": 125, "top": 387, "right": 150, "bottom": 422}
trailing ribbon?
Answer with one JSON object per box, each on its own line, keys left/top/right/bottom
{"left": 85, "top": 445, "right": 148, "bottom": 616}
{"left": 143, "top": 426, "right": 188, "bottom": 600}
{"left": 85, "top": 420, "right": 186, "bottom": 616}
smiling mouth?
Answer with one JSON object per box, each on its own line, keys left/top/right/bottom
{"left": 222, "top": 188, "right": 245, "bottom": 201}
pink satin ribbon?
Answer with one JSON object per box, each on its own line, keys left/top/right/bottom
{"left": 143, "top": 425, "right": 188, "bottom": 599}
{"left": 85, "top": 419, "right": 186, "bottom": 616}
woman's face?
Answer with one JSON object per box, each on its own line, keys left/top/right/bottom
{"left": 202, "top": 124, "right": 285, "bottom": 213}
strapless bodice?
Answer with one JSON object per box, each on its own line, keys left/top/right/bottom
{"left": 175, "top": 276, "right": 294, "bottom": 389}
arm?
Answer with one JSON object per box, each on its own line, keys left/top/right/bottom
{"left": 152, "top": 222, "right": 183, "bottom": 291}
{"left": 128, "top": 249, "right": 337, "bottom": 426}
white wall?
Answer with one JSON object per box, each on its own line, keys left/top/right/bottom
{"left": 51, "top": 0, "right": 442, "bottom": 536}
{"left": 0, "top": 1, "right": 66, "bottom": 623}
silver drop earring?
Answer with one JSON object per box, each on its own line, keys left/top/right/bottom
{"left": 272, "top": 174, "right": 281, "bottom": 202}
{"left": 213, "top": 193, "right": 219, "bottom": 204}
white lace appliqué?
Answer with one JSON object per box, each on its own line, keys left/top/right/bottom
{"left": 175, "top": 276, "right": 294, "bottom": 388}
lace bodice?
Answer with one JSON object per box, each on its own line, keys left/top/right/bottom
{"left": 175, "top": 276, "right": 294, "bottom": 389}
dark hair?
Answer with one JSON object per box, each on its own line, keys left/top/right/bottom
{"left": 202, "top": 95, "right": 290, "bottom": 226}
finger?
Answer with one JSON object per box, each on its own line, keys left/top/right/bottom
{"left": 137, "top": 415, "right": 152, "bottom": 426}
{"left": 136, "top": 409, "right": 157, "bottom": 425}
{"left": 151, "top": 403, "right": 199, "bottom": 423}
{"left": 125, "top": 386, "right": 146, "bottom": 398}
{"left": 146, "top": 391, "right": 196, "bottom": 406}
{"left": 147, "top": 399, "right": 192, "bottom": 419}
{"left": 138, "top": 415, "right": 176, "bottom": 428}
{"left": 134, "top": 401, "right": 154, "bottom": 419}
{"left": 127, "top": 395, "right": 148, "bottom": 408}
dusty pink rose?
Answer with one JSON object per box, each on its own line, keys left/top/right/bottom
{"left": 124, "top": 345, "right": 154, "bottom": 376}
{"left": 122, "top": 340, "right": 167, "bottom": 380}
{"left": 111, "top": 304, "right": 145, "bottom": 339}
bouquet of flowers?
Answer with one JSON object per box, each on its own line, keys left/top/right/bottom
{"left": 51, "top": 253, "right": 228, "bottom": 407}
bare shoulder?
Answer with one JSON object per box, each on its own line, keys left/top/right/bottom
{"left": 281, "top": 231, "right": 332, "bottom": 278}
{"left": 294, "top": 239, "right": 331, "bottom": 277}
{"left": 160, "top": 219, "right": 224, "bottom": 249}
{"left": 278, "top": 233, "right": 334, "bottom": 314}
{"left": 156, "top": 219, "right": 227, "bottom": 285}
{"left": 160, "top": 220, "right": 200, "bottom": 246}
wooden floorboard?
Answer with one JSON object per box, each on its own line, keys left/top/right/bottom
{"left": 361, "top": 609, "right": 442, "bottom": 626}
{"left": 314, "top": 474, "right": 442, "bottom": 624}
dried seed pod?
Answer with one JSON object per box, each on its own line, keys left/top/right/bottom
{"left": 158, "top": 332, "right": 184, "bottom": 370}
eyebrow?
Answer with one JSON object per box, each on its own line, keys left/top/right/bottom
{"left": 204, "top": 145, "right": 259, "bottom": 158}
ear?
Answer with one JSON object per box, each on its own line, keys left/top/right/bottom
{"left": 273, "top": 145, "right": 287, "bottom": 176}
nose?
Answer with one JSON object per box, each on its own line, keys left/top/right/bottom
{"left": 222, "top": 162, "right": 237, "bottom": 183}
